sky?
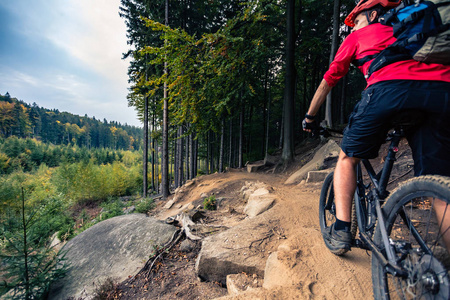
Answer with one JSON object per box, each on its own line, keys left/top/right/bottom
{"left": 0, "top": 0, "right": 141, "bottom": 127}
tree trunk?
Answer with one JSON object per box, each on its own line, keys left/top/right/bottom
{"left": 177, "top": 126, "right": 184, "bottom": 187}
{"left": 151, "top": 107, "right": 156, "bottom": 192}
{"left": 281, "top": 0, "right": 296, "bottom": 165}
{"left": 189, "top": 132, "right": 195, "bottom": 179}
{"left": 193, "top": 138, "right": 198, "bottom": 177}
{"left": 325, "top": 0, "right": 341, "bottom": 127}
{"left": 219, "top": 118, "right": 225, "bottom": 173}
{"left": 143, "top": 95, "right": 148, "bottom": 198}
{"left": 185, "top": 128, "right": 190, "bottom": 181}
{"left": 238, "top": 106, "right": 244, "bottom": 168}
{"left": 228, "top": 118, "right": 233, "bottom": 168}
{"left": 262, "top": 67, "right": 269, "bottom": 158}
{"left": 206, "top": 132, "right": 210, "bottom": 174}
{"left": 265, "top": 84, "right": 272, "bottom": 159}
{"left": 162, "top": 0, "right": 170, "bottom": 199}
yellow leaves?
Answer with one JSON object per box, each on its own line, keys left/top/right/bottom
{"left": 110, "top": 126, "right": 118, "bottom": 136}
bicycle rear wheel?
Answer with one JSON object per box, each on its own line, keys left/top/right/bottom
{"left": 319, "top": 172, "right": 357, "bottom": 255}
{"left": 372, "top": 175, "right": 450, "bottom": 300}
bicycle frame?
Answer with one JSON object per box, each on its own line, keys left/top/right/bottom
{"left": 353, "top": 129, "right": 409, "bottom": 277}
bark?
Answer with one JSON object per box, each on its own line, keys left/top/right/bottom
{"left": 176, "top": 126, "right": 184, "bottom": 187}
{"left": 189, "top": 132, "right": 195, "bottom": 179}
{"left": 228, "top": 118, "right": 233, "bottom": 168}
{"left": 162, "top": 0, "right": 170, "bottom": 199}
{"left": 151, "top": 107, "right": 156, "bottom": 192}
{"left": 325, "top": 0, "right": 341, "bottom": 127}
{"left": 238, "top": 106, "right": 244, "bottom": 168}
{"left": 281, "top": 0, "right": 296, "bottom": 165}
{"left": 219, "top": 119, "right": 225, "bottom": 173}
{"left": 265, "top": 84, "right": 271, "bottom": 159}
{"left": 206, "top": 132, "right": 210, "bottom": 174}
{"left": 143, "top": 95, "right": 148, "bottom": 198}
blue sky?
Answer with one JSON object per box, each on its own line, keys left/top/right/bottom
{"left": 0, "top": 0, "right": 141, "bottom": 127}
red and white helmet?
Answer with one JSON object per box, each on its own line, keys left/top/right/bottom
{"left": 345, "top": 0, "right": 402, "bottom": 27}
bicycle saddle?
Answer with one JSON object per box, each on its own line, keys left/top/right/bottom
{"left": 389, "top": 110, "right": 425, "bottom": 132}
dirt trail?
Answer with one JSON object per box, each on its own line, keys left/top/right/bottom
{"left": 272, "top": 177, "right": 372, "bottom": 299}
{"left": 117, "top": 170, "right": 374, "bottom": 299}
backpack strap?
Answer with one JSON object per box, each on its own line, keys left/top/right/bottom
{"left": 352, "top": 54, "right": 378, "bottom": 67}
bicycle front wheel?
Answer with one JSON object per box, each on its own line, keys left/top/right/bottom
{"left": 319, "top": 172, "right": 357, "bottom": 256}
{"left": 372, "top": 175, "right": 450, "bottom": 300}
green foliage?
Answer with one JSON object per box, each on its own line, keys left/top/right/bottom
{"left": 99, "top": 199, "right": 125, "bottom": 220}
{"left": 0, "top": 190, "right": 68, "bottom": 299}
{"left": 135, "top": 197, "right": 156, "bottom": 213}
{"left": 203, "top": 195, "right": 216, "bottom": 210}
{"left": 0, "top": 94, "right": 143, "bottom": 150}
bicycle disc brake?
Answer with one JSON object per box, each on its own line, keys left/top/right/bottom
{"left": 405, "top": 252, "right": 450, "bottom": 299}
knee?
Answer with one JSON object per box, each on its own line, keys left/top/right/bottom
{"left": 338, "top": 150, "right": 360, "bottom": 167}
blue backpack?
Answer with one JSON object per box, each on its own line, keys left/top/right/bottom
{"left": 367, "top": 0, "right": 450, "bottom": 78}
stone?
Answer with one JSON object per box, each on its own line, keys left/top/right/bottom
{"left": 195, "top": 213, "right": 277, "bottom": 285}
{"left": 243, "top": 196, "right": 276, "bottom": 218}
{"left": 49, "top": 214, "right": 177, "bottom": 300}
{"left": 180, "top": 239, "right": 196, "bottom": 252}
{"left": 284, "top": 140, "right": 341, "bottom": 185}
{"left": 164, "top": 199, "right": 175, "bottom": 209}
{"left": 123, "top": 205, "right": 135, "bottom": 214}
{"left": 305, "top": 169, "right": 333, "bottom": 183}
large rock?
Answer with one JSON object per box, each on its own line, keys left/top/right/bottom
{"left": 49, "top": 214, "right": 177, "bottom": 300}
{"left": 243, "top": 194, "right": 276, "bottom": 218}
{"left": 195, "top": 212, "right": 278, "bottom": 285}
{"left": 284, "top": 140, "right": 340, "bottom": 185}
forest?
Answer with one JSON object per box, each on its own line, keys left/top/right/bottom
{"left": 1, "top": 0, "right": 370, "bottom": 298}
{"left": 119, "top": 0, "right": 367, "bottom": 197}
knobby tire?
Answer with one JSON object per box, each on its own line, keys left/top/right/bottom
{"left": 372, "top": 175, "right": 450, "bottom": 300}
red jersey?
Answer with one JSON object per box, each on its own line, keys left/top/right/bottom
{"left": 323, "top": 23, "right": 450, "bottom": 88}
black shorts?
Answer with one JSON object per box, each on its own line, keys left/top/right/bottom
{"left": 341, "top": 80, "right": 450, "bottom": 176}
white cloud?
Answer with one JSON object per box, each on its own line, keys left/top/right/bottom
{"left": 46, "top": 0, "right": 130, "bottom": 86}
{"left": 0, "top": 0, "right": 139, "bottom": 126}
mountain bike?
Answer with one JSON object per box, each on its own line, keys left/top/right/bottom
{"left": 318, "top": 112, "right": 450, "bottom": 299}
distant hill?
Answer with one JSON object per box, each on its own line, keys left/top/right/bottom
{"left": 0, "top": 92, "right": 142, "bottom": 150}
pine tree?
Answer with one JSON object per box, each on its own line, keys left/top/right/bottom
{"left": 0, "top": 189, "right": 68, "bottom": 299}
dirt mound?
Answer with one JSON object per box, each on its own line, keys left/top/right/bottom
{"left": 109, "top": 137, "right": 414, "bottom": 299}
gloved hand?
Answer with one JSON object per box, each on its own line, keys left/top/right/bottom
{"left": 302, "top": 118, "right": 319, "bottom": 132}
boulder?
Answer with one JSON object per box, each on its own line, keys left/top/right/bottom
{"left": 306, "top": 169, "right": 333, "bottom": 183}
{"left": 284, "top": 140, "right": 340, "bottom": 185}
{"left": 49, "top": 214, "right": 177, "bottom": 300}
{"left": 243, "top": 195, "right": 276, "bottom": 218}
{"left": 195, "top": 214, "right": 277, "bottom": 285}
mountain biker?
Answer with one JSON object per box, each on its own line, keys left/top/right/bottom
{"left": 303, "top": 0, "right": 450, "bottom": 252}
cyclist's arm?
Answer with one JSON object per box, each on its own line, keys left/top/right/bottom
{"left": 305, "top": 79, "right": 332, "bottom": 121}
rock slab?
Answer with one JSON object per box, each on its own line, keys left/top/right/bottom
{"left": 284, "top": 140, "right": 340, "bottom": 185}
{"left": 49, "top": 214, "right": 177, "bottom": 300}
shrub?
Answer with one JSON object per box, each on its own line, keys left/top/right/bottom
{"left": 99, "top": 199, "right": 124, "bottom": 220}
{"left": 203, "top": 195, "right": 216, "bottom": 210}
{"left": 135, "top": 198, "right": 155, "bottom": 213}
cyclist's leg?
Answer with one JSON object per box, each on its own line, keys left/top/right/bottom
{"left": 434, "top": 198, "right": 450, "bottom": 253}
{"left": 334, "top": 150, "right": 360, "bottom": 223}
